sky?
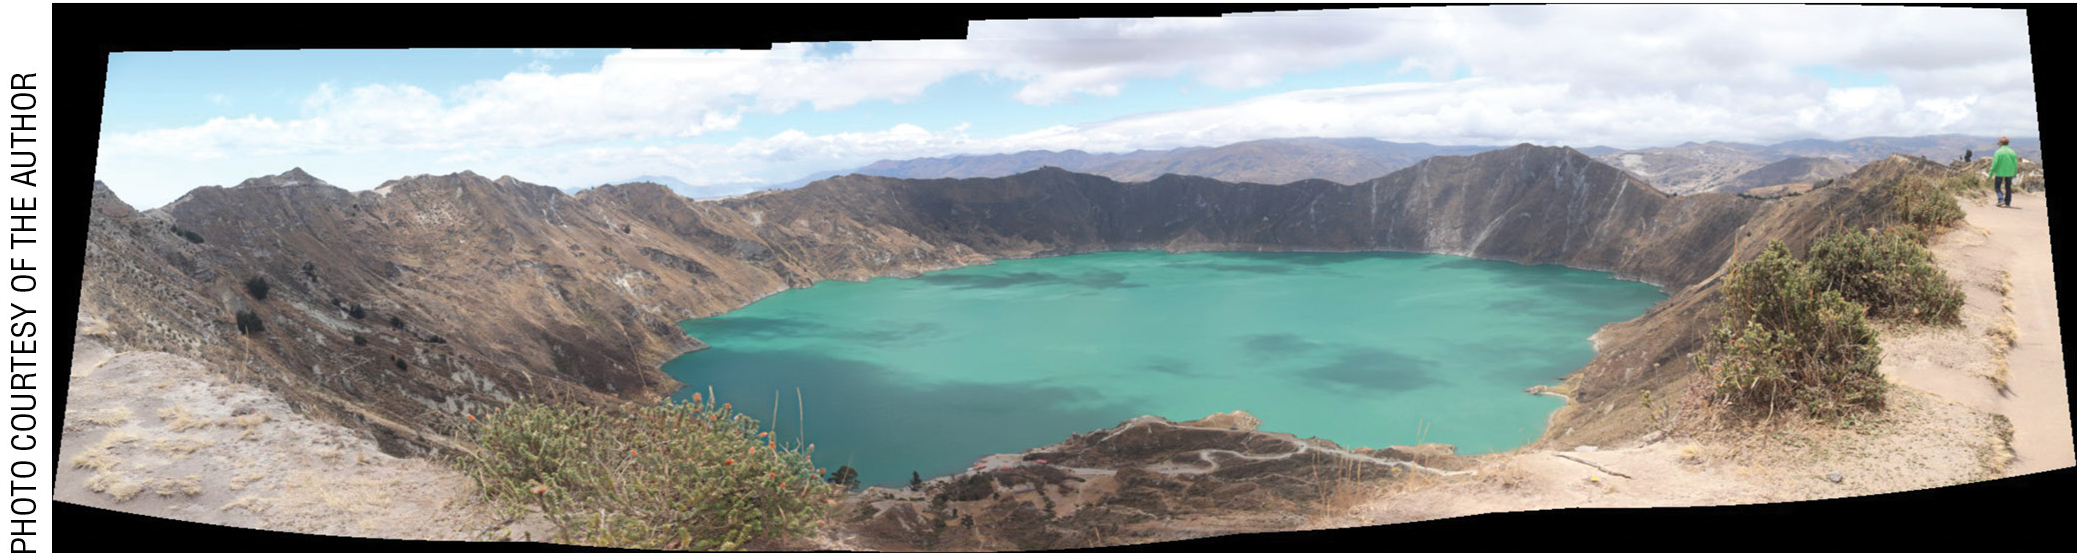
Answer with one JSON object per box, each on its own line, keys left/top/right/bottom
{"left": 95, "top": 5, "right": 2037, "bottom": 209}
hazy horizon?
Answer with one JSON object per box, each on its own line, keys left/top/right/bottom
{"left": 96, "top": 6, "right": 2037, "bottom": 209}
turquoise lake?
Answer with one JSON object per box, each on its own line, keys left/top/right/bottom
{"left": 662, "top": 250, "right": 1664, "bottom": 487}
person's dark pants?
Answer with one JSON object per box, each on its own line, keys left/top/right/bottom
{"left": 1994, "top": 175, "right": 2014, "bottom": 206}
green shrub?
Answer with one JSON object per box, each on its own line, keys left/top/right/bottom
{"left": 171, "top": 227, "right": 204, "bottom": 244}
{"left": 234, "top": 310, "right": 264, "bottom": 335}
{"left": 1940, "top": 174, "right": 1986, "bottom": 195}
{"left": 1806, "top": 228, "right": 1963, "bottom": 324}
{"left": 1696, "top": 241, "right": 1885, "bottom": 419}
{"left": 458, "top": 399, "right": 836, "bottom": 550}
{"left": 1882, "top": 177, "right": 1965, "bottom": 234}
{"left": 352, "top": 335, "right": 368, "bottom": 346}
{"left": 244, "top": 276, "right": 270, "bottom": 300}
{"left": 347, "top": 304, "right": 366, "bottom": 320}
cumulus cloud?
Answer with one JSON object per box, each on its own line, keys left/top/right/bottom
{"left": 99, "top": 5, "right": 2036, "bottom": 200}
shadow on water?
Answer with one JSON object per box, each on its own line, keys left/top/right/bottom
{"left": 667, "top": 349, "right": 1149, "bottom": 487}
{"left": 1291, "top": 346, "right": 1442, "bottom": 395}
{"left": 914, "top": 269, "right": 1141, "bottom": 290}
{"left": 1238, "top": 333, "right": 1323, "bottom": 361}
{"left": 1209, "top": 251, "right": 1426, "bottom": 266}
{"left": 1139, "top": 356, "right": 1202, "bottom": 377}
{"left": 686, "top": 316, "right": 947, "bottom": 346}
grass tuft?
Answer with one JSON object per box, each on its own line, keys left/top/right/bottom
{"left": 457, "top": 399, "right": 839, "bottom": 550}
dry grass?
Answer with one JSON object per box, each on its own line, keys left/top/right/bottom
{"left": 85, "top": 473, "right": 144, "bottom": 502}
{"left": 1983, "top": 311, "right": 2019, "bottom": 391}
{"left": 152, "top": 475, "right": 204, "bottom": 497}
{"left": 66, "top": 407, "right": 134, "bottom": 429}
{"left": 157, "top": 405, "right": 209, "bottom": 432}
{"left": 221, "top": 495, "right": 268, "bottom": 513}
{"left": 71, "top": 430, "right": 143, "bottom": 471}
{"left": 150, "top": 436, "right": 219, "bottom": 458}
{"left": 1678, "top": 443, "right": 1707, "bottom": 466}
{"left": 70, "top": 449, "right": 121, "bottom": 472}
{"left": 228, "top": 471, "right": 267, "bottom": 491}
{"left": 1980, "top": 414, "right": 2017, "bottom": 477}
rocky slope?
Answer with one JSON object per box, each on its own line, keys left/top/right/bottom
{"left": 1596, "top": 135, "right": 2041, "bottom": 195}
{"left": 81, "top": 145, "right": 1945, "bottom": 515}
{"left": 836, "top": 411, "right": 1470, "bottom": 550}
{"left": 1724, "top": 156, "right": 1856, "bottom": 193}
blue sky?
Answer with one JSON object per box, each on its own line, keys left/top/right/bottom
{"left": 97, "top": 6, "right": 2037, "bottom": 208}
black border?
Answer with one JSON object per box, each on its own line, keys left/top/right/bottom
{"left": 53, "top": 3, "right": 2070, "bottom": 553}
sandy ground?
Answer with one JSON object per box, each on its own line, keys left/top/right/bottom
{"left": 1329, "top": 188, "right": 2067, "bottom": 528}
{"left": 56, "top": 336, "right": 552, "bottom": 543}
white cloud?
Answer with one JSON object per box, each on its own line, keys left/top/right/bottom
{"left": 518, "top": 48, "right": 573, "bottom": 59}
{"left": 98, "top": 5, "right": 2037, "bottom": 200}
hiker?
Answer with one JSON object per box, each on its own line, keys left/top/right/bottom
{"left": 1991, "top": 137, "right": 2019, "bottom": 207}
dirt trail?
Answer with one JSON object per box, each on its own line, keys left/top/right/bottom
{"left": 1957, "top": 190, "right": 2071, "bottom": 474}
{"left": 1335, "top": 187, "right": 2066, "bottom": 529}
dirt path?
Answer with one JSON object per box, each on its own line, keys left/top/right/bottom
{"left": 1335, "top": 186, "right": 2065, "bottom": 529}
{"left": 1956, "top": 190, "right": 2071, "bottom": 474}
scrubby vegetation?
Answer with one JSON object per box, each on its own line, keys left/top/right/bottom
{"left": 170, "top": 227, "right": 204, "bottom": 244}
{"left": 457, "top": 398, "right": 837, "bottom": 550}
{"left": 1696, "top": 241, "right": 1885, "bottom": 419}
{"left": 1940, "top": 174, "right": 1986, "bottom": 196}
{"left": 234, "top": 310, "right": 265, "bottom": 335}
{"left": 1882, "top": 176, "right": 1965, "bottom": 234}
{"left": 1806, "top": 227, "right": 1964, "bottom": 324}
{"left": 244, "top": 276, "right": 270, "bottom": 300}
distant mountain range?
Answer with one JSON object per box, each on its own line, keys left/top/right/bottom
{"left": 558, "top": 134, "right": 2038, "bottom": 200}
{"left": 1594, "top": 135, "right": 2043, "bottom": 194}
{"left": 851, "top": 138, "right": 1505, "bottom": 185}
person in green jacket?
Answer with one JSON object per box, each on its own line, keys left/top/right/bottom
{"left": 1991, "top": 136, "right": 2020, "bottom": 207}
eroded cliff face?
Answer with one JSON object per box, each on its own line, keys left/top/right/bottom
{"left": 80, "top": 145, "right": 1940, "bottom": 461}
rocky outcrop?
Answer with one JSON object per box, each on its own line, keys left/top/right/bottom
{"left": 82, "top": 145, "right": 1942, "bottom": 464}
{"left": 1725, "top": 157, "right": 1855, "bottom": 193}
{"left": 841, "top": 413, "right": 1459, "bottom": 550}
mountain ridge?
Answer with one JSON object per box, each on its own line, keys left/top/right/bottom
{"left": 82, "top": 144, "right": 1947, "bottom": 462}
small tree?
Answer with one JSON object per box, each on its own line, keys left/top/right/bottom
{"left": 348, "top": 304, "right": 366, "bottom": 319}
{"left": 245, "top": 276, "right": 270, "bottom": 300}
{"left": 827, "top": 466, "right": 860, "bottom": 490}
{"left": 390, "top": 315, "right": 405, "bottom": 329}
{"left": 910, "top": 471, "right": 923, "bottom": 490}
{"left": 352, "top": 335, "right": 368, "bottom": 346}
{"left": 234, "top": 310, "right": 264, "bottom": 335}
